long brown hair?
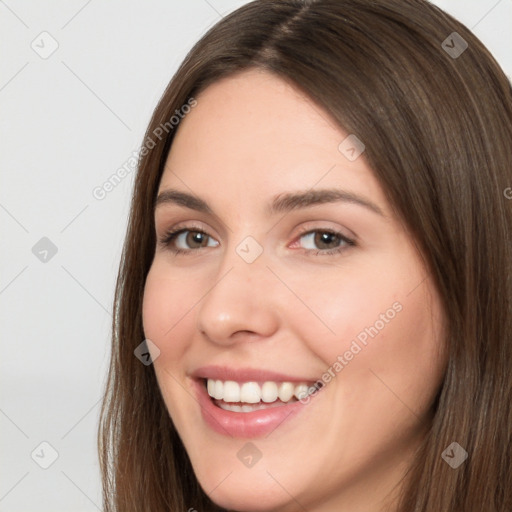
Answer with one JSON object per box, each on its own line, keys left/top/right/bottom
{"left": 98, "top": 1, "right": 512, "bottom": 510}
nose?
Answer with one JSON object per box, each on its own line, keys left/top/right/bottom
{"left": 195, "top": 245, "right": 281, "bottom": 346}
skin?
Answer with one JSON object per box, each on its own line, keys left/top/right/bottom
{"left": 142, "top": 68, "right": 448, "bottom": 512}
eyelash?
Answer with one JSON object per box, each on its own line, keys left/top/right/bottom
{"left": 158, "top": 224, "right": 356, "bottom": 257}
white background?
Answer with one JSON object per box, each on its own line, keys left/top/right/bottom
{"left": 1, "top": 1, "right": 511, "bottom": 510}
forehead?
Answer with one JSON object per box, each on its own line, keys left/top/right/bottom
{"left": 168, "top": 69, "right": 342, "bottom": 165}
{"left": 159, "top": 69, "right": 389, "bottom": 217}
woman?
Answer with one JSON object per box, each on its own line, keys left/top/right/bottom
{"left": 98, "top": 1, "right": 512, "bottom": 510}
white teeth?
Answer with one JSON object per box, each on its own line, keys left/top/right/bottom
{"left": 294, "top": 384, "right": 309, "bottom": 400}
{"left": 207, "top": 378, "right": 215, "bottom": 397}
{"left": 278, "top": 382, "right": 295, "bottom": 402}
{"left": 240, "top": 382, "right": 261, "bottom": 403}
{"left": 205, "top": 378, "right": 315, "bottom": 404}
{"left": 223, "top": 381, "right": 240, "bottom": 402}
{"left": 261, "top": 382, "right": 278, "bottom": 403}
{"left": 214, "top": 379, "right": 223, "bottom": 400}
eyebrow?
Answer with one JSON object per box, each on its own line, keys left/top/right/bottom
{"left": 155, "top": 187, "right": 385, "bottom": 217}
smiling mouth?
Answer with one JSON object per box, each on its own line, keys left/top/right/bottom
{"left": 204, "top": 378, "right": 320, "bottom": 412}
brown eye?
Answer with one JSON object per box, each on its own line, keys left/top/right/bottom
{"left": 160, "top": 227, "right": 219, "bottom": 254}
{"left": 296, "top": 229, "right": 355, "bottom": 256}
{"left": 182, "top": 231, "right": 210, "bottom": 249}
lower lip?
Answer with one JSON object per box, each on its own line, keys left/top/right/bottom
{"left": 192, "top": 379, "right": 312, "bottom": 438}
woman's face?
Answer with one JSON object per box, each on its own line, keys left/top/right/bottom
{"left": 142, "top": 68, "right": 447, "bottom": 512}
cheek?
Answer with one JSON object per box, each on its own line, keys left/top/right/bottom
{"left": 293, "top": 255, "right": 445, "bottom": 404}
{"left": 279, "top": 255, "right": 417, "bottom": 366}
{"left": 326, "top": 274, "right": 445, "bottom": 423}
{"left": 142, "top": 262, "right": 197, "bottom": 363}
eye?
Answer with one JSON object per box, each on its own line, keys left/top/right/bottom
{"left": 159, "top": 226, "right": 219, "bottom": 254}
{"left": 293, "top": 227, "right": 355, "bottom": 256}
{"left": 158, "top": 225, "right": 355, "bottom": 256}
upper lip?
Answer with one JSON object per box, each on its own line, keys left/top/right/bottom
{"left": 190, "top": 365, "right": 317, "bottom": 383}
